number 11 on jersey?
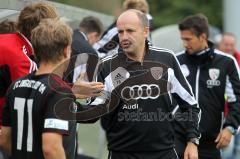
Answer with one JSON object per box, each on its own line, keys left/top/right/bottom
{"left": 14, "top": 97, "right": 33, "bottom": 152}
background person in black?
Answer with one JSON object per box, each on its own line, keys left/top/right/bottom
{"left": 63, "top": 16, "right": 104, "bottom": 159}
{"left": 64, "top": 16, "right": 104, "bottom": 101}
{"left": 65, "top": 16, "right": 103, "bottom": 84}
{"left": 174, "top": 13, "right": 240, "bottom": 159}
{"left": 92, "top": 9, "right": 200, "bottom": 159}
{"left": 0, "top": 19, "right": 76, "bottom": 159}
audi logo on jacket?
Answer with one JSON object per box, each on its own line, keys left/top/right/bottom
{"left": 80, "top": 43, "right": 201, "bottom": 152}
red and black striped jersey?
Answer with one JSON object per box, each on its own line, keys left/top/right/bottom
{"left": 0, "top": 33, "right": 37, "bottom": 125}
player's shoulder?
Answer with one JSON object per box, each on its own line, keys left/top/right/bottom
{"left": 100, "top": 51, "right": 119, "bottom": 64}
{"left": 149, "top": 45, "right": 176, "bottom": 58}
{"left": 148, "top": 46, "right": 180, "bottom": 66}
{"left": 0, "top": 33, "right": 19, "bottom": 50}
{"left": 48, "top": 74, "right": 72, "bottom": 92}
{"left": 6, "top": 73, "right": 34, "bottom": 96}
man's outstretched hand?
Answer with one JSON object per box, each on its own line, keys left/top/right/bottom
{"left": 72, "top": 74, "right": 104, "bottom": 99}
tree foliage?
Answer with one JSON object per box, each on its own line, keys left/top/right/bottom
{"left": 148, "top": 0, "right": 222, "bottom": 30}
{"left": 51, "top": 0, "right": 222, "bottom": 30}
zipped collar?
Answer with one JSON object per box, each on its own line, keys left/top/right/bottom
{"left": 186, "top": 41, "right": 215, "bottom": 65}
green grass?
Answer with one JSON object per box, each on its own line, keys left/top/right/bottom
{"left": 77, "top": 121, "right": 108, "bottom": 159}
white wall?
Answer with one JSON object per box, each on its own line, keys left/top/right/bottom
{"left": 223, "top": 0, "right": 240, "bottom": 50}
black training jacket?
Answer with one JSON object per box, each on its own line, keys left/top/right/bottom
{"left": 94, "top": 43, "right": 201, "bottom": 152}
{"left": 175, "top": 41, "right": 240, "bottom": 145}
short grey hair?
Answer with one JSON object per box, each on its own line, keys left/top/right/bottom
{"left": 128, "top": 9, "right": 149, "bottom": 28}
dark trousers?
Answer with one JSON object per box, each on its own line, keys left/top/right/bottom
{"left": 198, "top": 143, "right": 221, "bottom": 159}
{"left": 108, "top": 148, "right": 179, "bottom": 159}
